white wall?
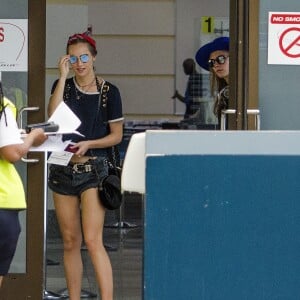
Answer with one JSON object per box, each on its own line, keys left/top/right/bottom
{"left": 46, "top": 0, "right": 88, "bottom": 115}
{"left": 45, "top": 0, "right": 229, "bottom": 117}
{"left": 88, "top": 0, "right": 175, "bottom": 115}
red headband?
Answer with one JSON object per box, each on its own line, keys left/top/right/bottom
{"left": 67, "top": 32, "right": 96, "bottom": 51}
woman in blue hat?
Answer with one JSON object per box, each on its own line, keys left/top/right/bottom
{"left": 195, "top": 36, "right": 229, "bottom": 127}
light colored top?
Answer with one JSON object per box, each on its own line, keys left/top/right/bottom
{"left": 0, "top": 98, "right": 26, "bottom": 209}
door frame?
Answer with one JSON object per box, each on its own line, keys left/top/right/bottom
{"left": 229, "top": 0, "right": 259, "bottom": 130}
{"left": 0, "top": 0, "right": 46, "bottom": 299}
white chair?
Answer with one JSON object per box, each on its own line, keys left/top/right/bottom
{"left": 105, "top": 132, "right": 146, "bottom": 229}
{"left": 121, "top": 132, "right": 146, "bottom": 194}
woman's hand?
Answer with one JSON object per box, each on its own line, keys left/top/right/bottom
{"left": 48, "top": 55, "right": 71, "bottom": 117}
{"left": 58, "top": 55, "right": 70, "bottom": 79}
{"left": 72, "top": 121, "right": 123, "bottom": 157}
{"left": 72, "top": 140, "right": 91, "bottom": 157}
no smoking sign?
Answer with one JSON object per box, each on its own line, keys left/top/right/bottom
{"left": 268, "top": 12, "right": 300, "bottom": 65}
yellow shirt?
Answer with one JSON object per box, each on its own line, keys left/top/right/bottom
{"left": 0, "top": 98, "right": 26, "bottom": 209}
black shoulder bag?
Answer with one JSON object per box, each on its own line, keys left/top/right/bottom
{"left": 94, "top": 78, "right": 123, "bottom": 210}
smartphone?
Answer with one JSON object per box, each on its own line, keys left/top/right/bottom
{"left": 25, "top": 121, "right": 59, "bottom": 133}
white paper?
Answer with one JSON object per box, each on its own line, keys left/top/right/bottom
{"left": 48, "top": 101, "right": 83, "bottom": 136}
{"left": 47, "top": 151, "right": 73, "bottom": 166}
{"left": 26, "top": 102, "right": 83, "bottom": 152}
{"left": 28, "top": 135, "right": 70, "bottom": 152}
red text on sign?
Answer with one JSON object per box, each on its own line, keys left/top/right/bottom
{"left": 0, "top": 27, "right": 4, "bottom": 42}
{"left": 271, "top": 14, "right": 300, "bottom": 24}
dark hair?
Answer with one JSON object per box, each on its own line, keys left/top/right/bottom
{"left": 183, "top": 58, "right": 196, "bottom": 75}
{"left": 0, "top": 81, "right": 7, "bottom": 123}
{"left": 0, "top": 82, "right": 4, "bottom": 111}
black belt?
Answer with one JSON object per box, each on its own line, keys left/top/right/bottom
{"left": 69, "top": 162, "right": 94, "bottom": 174}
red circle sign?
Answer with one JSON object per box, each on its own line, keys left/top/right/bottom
{"left": 279, "top": 27, "right": 300, "bottom": 58}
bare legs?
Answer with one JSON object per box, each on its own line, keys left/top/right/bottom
{"left": 53, "top": 188, "right": 113, "bottom": 300}
{"left": 81, "top": 189, "right": 113, "bottom": 300}
{"left": 54, "top": 193, "right": 82, "bottom": 299}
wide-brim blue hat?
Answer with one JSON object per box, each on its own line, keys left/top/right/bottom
{"left": 195, "top": 36, "right": 230, "bottom": 71}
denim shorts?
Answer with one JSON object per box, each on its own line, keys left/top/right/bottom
{"left": 48, "top": 157, "right": 108, "bottom": 196}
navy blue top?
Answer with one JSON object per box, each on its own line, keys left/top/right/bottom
{"left": 51, "top": 77, "right": 123, "bottom": 156}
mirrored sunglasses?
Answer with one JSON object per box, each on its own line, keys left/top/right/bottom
{"left": 208, "top": 55, "right": 228, "bottom": 68}
{"left": 69, "top": 54, "right": 90, "bottom": 64}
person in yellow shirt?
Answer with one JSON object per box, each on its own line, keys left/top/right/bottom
{"left": 0, "top": 82, "right": 47, "bottom": 287}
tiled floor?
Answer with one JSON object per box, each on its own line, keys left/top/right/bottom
{"left": 45, "top": 194, "right": 143, "bottom": 300}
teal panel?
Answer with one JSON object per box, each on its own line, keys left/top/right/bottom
{"left": 144, "top": 155, "right": 300, "bottom": 300}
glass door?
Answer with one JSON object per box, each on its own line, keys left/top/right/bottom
{"left": 257, "top": 0, "right": 300, "bottom": 129}
{"left": 0, "top": 1, "right": 46, "bottom": 299}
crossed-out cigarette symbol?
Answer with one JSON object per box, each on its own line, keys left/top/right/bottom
{"left": 279, "top": 27, "right": 300, "bottom": 58}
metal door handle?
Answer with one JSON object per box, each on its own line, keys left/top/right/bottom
{"left": 221, "top": 109, "right": 260, "bottom": 130}
{"left": 21, "top": 157, "right": 39, "bottom": 163}
{"left": 17, "top": 106, "right": 40, "bottom": 129}
{"left": 18, "top": 106, "right": 40, "bottom": 163}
